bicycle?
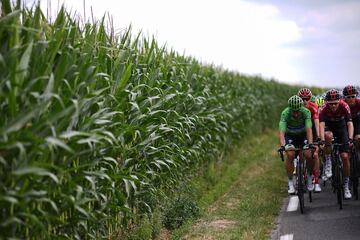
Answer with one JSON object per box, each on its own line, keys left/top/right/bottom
{"left": 278, "top": 144, "right": 315, "bottom": 214}
{"left": 329, "top": 141, "right": 344, "bottom": 210}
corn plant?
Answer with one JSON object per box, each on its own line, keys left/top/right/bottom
{"left": 0, "top": 1, "right": 303, "bottom": 239}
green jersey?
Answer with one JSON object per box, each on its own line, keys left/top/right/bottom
{"left": 279, "top": 107, "right": 312, "bottom": 135}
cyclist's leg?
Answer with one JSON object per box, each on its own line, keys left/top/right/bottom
{"left": 311, "top": 126, "right": 321, "bottom": 191}
{"left": 324, "top": 130, "right": 333, "bottom": 154}
{"left": 324, "top": 129, "right": 334, "bottom": 178}
{"left": 313, "top": 146, "right": 322, "bottom": 192}
{"left": 285, "top": 150, "right": 296, "bottom": 176}
{"left": 304, "top": 145, "right": 315, "bottom": 191}
{"left": 337, "top": 128, "right": 350, "bottom": 177}
{"left": 304, "top": 147, "right": 314, "bottom": 171}
{"left": 285, "top": 135, "right": 296, "bottom": 194}
{"left": 336, "top": 127, "right": 351, "bottom": 199}
{"left": 303, "top": 126, "right": 314, "bottom": 161}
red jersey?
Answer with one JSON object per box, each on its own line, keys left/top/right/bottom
{"left": 319, "top": 101, "right": 352, "bottom": 125}
{"left": 305, "top": 101, "right": 319, "bottom": 120}
{"left": 348, "top": 98, "right": 360, "bottom": 118}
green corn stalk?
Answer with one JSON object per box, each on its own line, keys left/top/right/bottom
{"left": 0, "top": 1, "right": 317, "bottom": 239}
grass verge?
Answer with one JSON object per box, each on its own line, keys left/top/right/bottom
{"left": 169, "top": 129, "right": 287, "bottom": 240}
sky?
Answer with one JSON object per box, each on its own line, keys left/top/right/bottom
{"left": 24, "top": 0, "right": 360, "bottom": 88}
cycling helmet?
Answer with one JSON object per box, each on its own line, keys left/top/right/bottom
{"left": 297, "top": 88, "right": 312, "bottom": 99}
{"left": 325, "top": 89, "right": 340, "bottom": 101}
{"left": 316, "top": 96, "right": 325, "bottom": 107}
{"left": 342, "top": 85, "right": 358, "bottom": 96}
{"left": 288, "top": 95, "right": 303, "bottom": 110}
{"left": 310, "top": 95, "right": 316, "bottom": 103}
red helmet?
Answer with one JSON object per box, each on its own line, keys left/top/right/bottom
{"left": 342, "top": 85, "right": 358, "bottom": 96}
{"left": 325, "top": 89, "right": 340, "bottom": 101}
{"left": 297, "top": 88, "right": 312, "bottom": 99}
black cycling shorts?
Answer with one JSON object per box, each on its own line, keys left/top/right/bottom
{"left": 325, "top": 124, "right": 349, "bottom": 153}
{"left": 285, "top": 134, "right": 307, "bottom": 148}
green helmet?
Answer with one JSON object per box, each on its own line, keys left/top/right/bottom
{"left": 288, "top": 95, "right": 303, "bottom": 110}
{"left": 310, "top": 95, "right": 316, "bottom": 103}
{"left": 316, "top": 96, "right": 325, "bottom": 107}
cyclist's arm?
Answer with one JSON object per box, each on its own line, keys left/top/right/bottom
{"left": 318, "top": 107, "right": 325, "bottom": 142}
{"left": 314, "top": 118, "right": 320, "bottom": 139}
{"left": 319, "top": 121, "right": 325, "bottom": 141}
{"left": 306, "top": 127, "right": 313, "bottom": 144}
{"left": 279, "top": 131, "right": 286, "bottom": 146}
{"left": 305, "top": 110, "right": 313, "bottom": 143}
{"left": 347, "top": 121, "right": 354, "bottom": 140}
{"left": 279, "top": 110, "right": 287, "bottom": 146}
{"left": 310, "top": 103, "right": 319, "bottom": 136}
{"left": 344, "top": 102, "right": 354, "bottom": 140}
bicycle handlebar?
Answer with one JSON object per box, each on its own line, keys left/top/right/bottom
{"left": 278, "top": 147, "right": 285, "bottom": 162}
{"left": 277, "top": 144, "right": 316, "bottom": 162}
{"left": 331, "top": 142, "right": 346, "bottom": 146}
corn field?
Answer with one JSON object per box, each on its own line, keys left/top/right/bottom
{"left": 1, "top": 1, "right": 302, "bottom": 239}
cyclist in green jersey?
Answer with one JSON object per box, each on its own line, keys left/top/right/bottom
{"left": 279, "top": 95, "right": 314, "bottom": 194}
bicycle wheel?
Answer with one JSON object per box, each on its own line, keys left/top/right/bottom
{"left": 353, "top": 177, "right": 359, "bottom": 200}
{"left": 351, "top": 147, "right": 360, "bottom": 200}
{"left": 322, "top": 165, "right": 327, "bottom": 187}
{"left": 334, "top": 158, "right": 343, "bottom": 210}
{"left": 297, "top": 158, "right": 305, "bottom": 213}
{"left": 305, "top": 163, "right": 312, "bottom": 203}
{"left": 319, "top": 153, "right": 327, "bottom": 186}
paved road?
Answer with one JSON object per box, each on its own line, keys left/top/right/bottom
{"left": 271, "top": 181, "right": 360, "bottom": 240}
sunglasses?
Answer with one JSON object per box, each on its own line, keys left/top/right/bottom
{"left": 328, "top": 102, "right": 339, "bottom": 106}
{"left": 301, "top": 97, "right": 310, "bottom": 101}
{"left": 345, "top": 95, "right": 356, "bottom": 99}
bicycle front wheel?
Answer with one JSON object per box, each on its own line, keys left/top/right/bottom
{"left": 351, "top": 147, "right": 360, "bottom": 200}
{"left": 353, "top": 177, "right": 359, "bottom": 200}
{"left": 297, "top": 159, "right": 305, "bottom": 214}
{"left": 334, "top": 161, "right": 343, "bottom": 209}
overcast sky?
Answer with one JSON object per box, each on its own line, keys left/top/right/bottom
{"left": 24, "top": 0, "right": 360, "bottom": 88}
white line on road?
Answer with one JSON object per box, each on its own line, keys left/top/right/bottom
{"left": 280, "top": 234, "right": 294, "bottom": 240}
{"left": 287, "top": 196, "right": 298, "bottom": 212}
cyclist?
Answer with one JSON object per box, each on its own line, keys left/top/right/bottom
{"left": 279, "top": 95, "right": 313, "bottom": 194}
{"left": 298, "top": 88, "right": 321, "bottom": 192}
{"left": 319, "top": 89, "right": 354, "bottom": 199}
{"left": 343, "top": 85, "right": 360, "bottom": 143}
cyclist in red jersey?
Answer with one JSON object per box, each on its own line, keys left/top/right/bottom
{"left": 343, "top": 85, "right": 360, "bottom": 143}
{"left": 298, "top": 88, "right": 321, "bottom": 192}
{"left": 319, "top": 89, "right": 354, "bottom": 199}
